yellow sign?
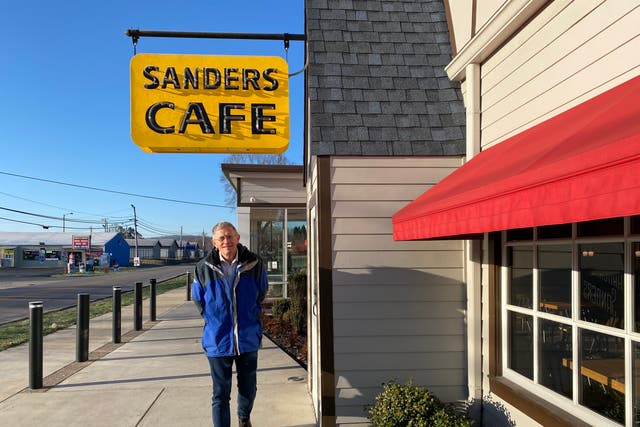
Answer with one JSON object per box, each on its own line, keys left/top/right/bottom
{"left": 130, "top": 54, "right": 289, "bottom": 153}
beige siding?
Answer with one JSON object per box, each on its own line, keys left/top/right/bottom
{"left": 333, "top": 217, "right": 396, "bottom": 235}
{"left": 333, "top": 251, "right": 463, "bottom": 269}
{"left": 330, "top": 156, "right": 466, "bottom": 423}
{"left": 239, "top": 177, "right": 305, "bottom": 205}
{"left": 447, "top": 0, "right": 473, "bottom": 51}
{"left": 481, "top": 1, "right": 640, "bottom": 148}
{"left": 333, "top": 234, "right": 460, "bottom": 251}
{"left": 476, "top": 0, "right": 509, "bottom": 32}
{"left": 332, "top": 184, "right": 433, "bottom": 201}
{"left": 334, "top": 300, "right": 465, "bottom": 319}
{"left": 447, "top": 0, "right": 508, "bottom": 55}
{"left": 333, "top": 282, "right": 465, "bottom": 300}
{"left": 334, "top": 335, "right": 465, "bottom": 354}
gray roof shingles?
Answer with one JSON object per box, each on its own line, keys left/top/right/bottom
{"left": 308, "top": 0, "right": 465, "bottom": 156}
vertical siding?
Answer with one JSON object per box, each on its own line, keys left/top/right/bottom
{"left": 481, "top": 0, "right": 640, "bottom": 148}
{"left": 330, "top": 156, "right": 466, "bottom": 425}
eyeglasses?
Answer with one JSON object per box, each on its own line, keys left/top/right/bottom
{"left": 214, "top": 234, "right": 237, "bottom": 242}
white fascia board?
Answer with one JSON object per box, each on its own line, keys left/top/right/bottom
{"left": 446, "top": 0, "right": 548, "bottom": 81}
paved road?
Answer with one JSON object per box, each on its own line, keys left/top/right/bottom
{"left": 0, "top": 264, "right": 195, "bottom": 324}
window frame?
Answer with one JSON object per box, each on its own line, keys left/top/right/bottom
{"left": 249, "top": 207, "right": 307, "bottom": 298}
{"left": 496, "top": 218, "right": 639, "bottom": 426}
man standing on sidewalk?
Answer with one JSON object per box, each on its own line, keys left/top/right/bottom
{"left": 192, "top": 221, "right": 269, "bottom": 427}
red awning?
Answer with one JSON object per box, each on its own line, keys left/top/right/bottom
{"left": 393, "top": 74, "right": 640, "bottom": 241}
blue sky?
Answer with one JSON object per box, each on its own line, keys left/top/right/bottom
{"left": 0, "top": 0, "right": 304, "bottom": 237}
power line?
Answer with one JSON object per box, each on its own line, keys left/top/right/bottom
{"left": 0, "top": 216, "right": 96, "bottom": 231}
{"left": 0, "top": 190, "right": 72, "bottom": 212}
{"left": 0, "top": 170, "right": 230, "bottom": 208}
{"left": 0, "top": 206, "right": 104, "bottom": 224}
{"left": 1, "top": 205, "right": 182, "bottom": 237}
{"left": 136, "top": 218, "right": 179, "bottom": 236}
{"left": 137, "top": 220, "right": 175, "bottom": 233}
{"left": 0, "top": 190, "right": 132, "bottom": 220}
{"left": 0, "top": 206, "right": 68, "bottom": 221}
{"left": 0, "top": 216, "right": 51, "bottom": 229}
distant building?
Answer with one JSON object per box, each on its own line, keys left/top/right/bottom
{"left": 125, "top": 238, "right": 161, "bottom": 260}
{"left": 180, "top": 241, "right": 201, "bottom": 259}
{"left": 158, "top": 238, "right": 178, "bottom": 259}
{"left": 0, "top": 232, "right": 129, "bottom": 268}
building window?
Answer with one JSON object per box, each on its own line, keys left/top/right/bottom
{"left": 502, "top": 218, "right": 639, "bottom": 425}
{"left": 250, "top": 208, "right": 306, "bottom": 298}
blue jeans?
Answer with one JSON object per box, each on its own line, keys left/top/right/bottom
{"left": 207, "top": 351, "right": 258, "bottom": 427}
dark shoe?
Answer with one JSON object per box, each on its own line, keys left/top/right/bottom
{"left": 239, "top": 418, "right": 252, "bottom": 427}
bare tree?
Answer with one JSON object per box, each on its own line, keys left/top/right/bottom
{"left": 219, "top": 153, "right": 293, "bottom": 207}
{"left": 115, "top": 225, "right": 141, "bottom": 239}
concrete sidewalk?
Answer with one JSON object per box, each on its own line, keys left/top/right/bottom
{"left": 0, "top": 287, "right": 316, "bottom": 426}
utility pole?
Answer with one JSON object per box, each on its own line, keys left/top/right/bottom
{"left": 130, "top": 204, "right": 139, "bottom": 263}
{"left": 63, "top": 212, "right": 73, "bottom": 232}
{"left": 88, "top": 226, "right": 92, "bottom": 265}
{"left": 180, "top": 226, "right": 183, "bottom": 248}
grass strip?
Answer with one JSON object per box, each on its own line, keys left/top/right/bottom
{"left": 0, "top": 276, "right": 187, "bottom": 352}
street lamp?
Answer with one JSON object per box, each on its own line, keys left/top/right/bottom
{"left": 63, "top": 212, "right": 73, "bottom": 232}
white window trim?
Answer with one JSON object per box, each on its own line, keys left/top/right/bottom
{"left": 500, "top": 217, "right": 640, "bottom": 426}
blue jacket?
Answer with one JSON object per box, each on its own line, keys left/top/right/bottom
{"left": 191, "top": 244, "right": 268, "bottom": 357}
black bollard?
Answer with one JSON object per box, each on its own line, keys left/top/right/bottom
{"left": 76, "top": 293, "right": 90, "bottom": 362}
{"left": 186, "top": 271, "right": 192, "bottom": 301}
{"left": 149, "top": 278, "right": 157, "bottom": 321}
{"left": 112, "top": 286, "right": 121, "bottom": 343}
{"left": 134, "top": 282, "right": 143, "bottom": 331}
{"left": 29, "top": 301, "right": 43, "bottom": 389}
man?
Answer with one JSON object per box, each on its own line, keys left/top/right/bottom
{"left": 192, "top": 221, "right": 268, "bottom": 427}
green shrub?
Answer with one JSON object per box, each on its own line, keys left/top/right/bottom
{"left": 288, "top": 270, "right": 307, "bottom": 334}
{"left": 368, "top": 380, "right": 473, "bottom": 427}
{"left": 270, "top": 298, "right": 290, "bottom": 318}
{"left": 432, "top": 406, "right": 474, "bottom": 427}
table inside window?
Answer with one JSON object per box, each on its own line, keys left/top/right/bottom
{"left": 540, "top": 301, "right": 571, "bottom": 316}
{"left": 562, "top": 358, "right": 625, "bottom": 393}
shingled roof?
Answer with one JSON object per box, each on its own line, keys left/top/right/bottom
{"left": 307, "top": 0, "right": 466, "bottom": 156}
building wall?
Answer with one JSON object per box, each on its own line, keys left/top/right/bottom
{"left": 129, "top": 244, "right": 160, "bottom": 260}
{"left": 237, "top": 206, "right": 251, "bottom": 249}
{"left": 103, "top": 235, "right": 130, "bottom": 267}
{"left": 328, "top": 156, "right": 466, "bottom": 425}
{"left": 449, "top": 1, "right": 640, "bottom": 425}
{"left": 480, "top": 0, "right": 640, "bottom": 149}
{"left": 239, "top": 177, "right": 306, "bottom": 205}
{"left": 11, "top": 247, "right": 68, "bottom": 268}
{"left": 306, "top": 0, "right": 470, "bottom": 424}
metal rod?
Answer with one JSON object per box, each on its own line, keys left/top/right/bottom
{"left": 76, "top": 294, "right": 90, "bottom": 362}
{"left": 186, "top": 271, "right": 192, "bottom": 301}
{"left": 112, "top": 287, "right": 121, "bottom": 343}
{"left": 125, "top": 29, "right": 305, "bottom": 42}
{"left": 149, "top": 279, "right": 157, "bottom": 321}
{"left": 29, "top": 301, "right": 43, "bottom": 389}
{"left": 134, "top": 282, "right": 143, "bottom": 331}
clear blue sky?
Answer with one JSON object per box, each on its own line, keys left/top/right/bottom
{"left": 0, "top": 0, "right": 304, "bottom": 238}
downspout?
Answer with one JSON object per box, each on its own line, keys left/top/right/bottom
{"left": 465, "top": 62, "right": 483, "bottom": 406}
